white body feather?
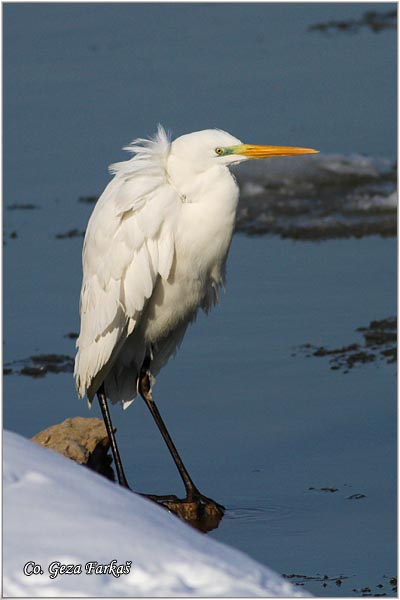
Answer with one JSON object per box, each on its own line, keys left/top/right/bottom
{"left": 74, "top": 127, "right": 242, "bottom": 408}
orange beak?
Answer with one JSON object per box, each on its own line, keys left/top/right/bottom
{"left": 234, "top": 144, "right": 319, "bottom": 159}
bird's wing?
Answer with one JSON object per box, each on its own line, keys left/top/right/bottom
{"left": 74, "top": 126, "right": 179, "bottom": 403}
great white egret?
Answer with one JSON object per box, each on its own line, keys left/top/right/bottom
{"left": 74, "top": 126, "right": 317, "bottom": 503}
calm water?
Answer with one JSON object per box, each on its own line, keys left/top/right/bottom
{"left": 4, "top": 3, "right": 396, "bottom": 597}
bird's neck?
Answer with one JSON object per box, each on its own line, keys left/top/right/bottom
{"left": 166, "top": 156, "right": 239, "bottom": 208}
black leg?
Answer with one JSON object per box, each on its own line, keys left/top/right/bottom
{"left": 97, "top": 383, "right": 130, "bottom": 489}
{"left": 138, "top": 371, "right": 201, "bottom": 501}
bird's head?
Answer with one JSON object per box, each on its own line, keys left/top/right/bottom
{"left": 170, "top": 129, "right": 318, "bottom": 173}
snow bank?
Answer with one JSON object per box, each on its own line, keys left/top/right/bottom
{"left": 3, "top": 430, "right": 308, "bottom": 597}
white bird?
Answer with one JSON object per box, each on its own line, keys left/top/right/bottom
{"left": 74, "top": 126, "right": 317, "bottom": 502}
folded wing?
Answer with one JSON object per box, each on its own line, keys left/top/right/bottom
{"left": 74, "top": 127, "right": 179, "bottom": 404}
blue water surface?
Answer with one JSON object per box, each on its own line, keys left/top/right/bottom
{"left": 4, "top": 3, "right": 397, "bottom": 597}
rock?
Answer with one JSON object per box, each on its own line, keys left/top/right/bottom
{"left": 144, "top": 493, "right": 224, "bottom": 532}
{"left": 163, "top": 499, "right": 224, "bottom": 532}
{"left": 32, "top": 417, "right": 114, "bottom": 481}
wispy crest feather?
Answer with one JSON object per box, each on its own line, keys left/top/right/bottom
{"left": 109, "top": 124, "right": 171, "bottom": 177}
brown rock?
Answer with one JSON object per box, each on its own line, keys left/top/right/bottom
{"left": 32, "top": 417, "right": 114, "bottom": 480}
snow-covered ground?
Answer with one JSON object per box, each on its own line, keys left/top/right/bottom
{"left": 3, "top": 430, "right": 309, "bottom": 597}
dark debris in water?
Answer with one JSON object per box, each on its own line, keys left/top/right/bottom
{"left": 296, "top": 317, "right": 396, "bottom": 372}
{"left": 284, "top": 573, "right": 396, "bottom": 595}
{"left": 347, "top": 493, "right": 366, "bottom": 500}
{"left": 64, "top": 332, "right": 79, "bottom": 339}
{"left": 357, "top": 318, "right": 397, "bottom": 346}
{"left": 283, "top": 572, "right": 349, "bottom": 589}
{"left": 308, "top": 9, "right": 397, "bottom": 35}
{"left": 55, "top": 228, "right": 85, "bottom": 239}
{"left": 308, "top": 486, "right": 366, "bottom": 499}
{"left": 7, "top": 203, "right": 39, "bottom": 210}
{"left": 4, "top": 354, "right": 74, "bottom": 378}
{"left": 352, "top": 575, "right": 397, "bottom": 596}
{"left": 79, "top": 195, "right": 98, "bottom": 204}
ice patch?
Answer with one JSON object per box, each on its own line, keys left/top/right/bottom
{"left": 233, "top": 153, "right": 396, "bottom": 239}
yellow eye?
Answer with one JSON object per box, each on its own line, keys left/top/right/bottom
{"left": 215, "top": 147, "right": 224, "bottom": 156}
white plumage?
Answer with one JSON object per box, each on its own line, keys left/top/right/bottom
{"left": 74, "top": 127, "right": 244, "bottom": 408}
{"left": 74, "top": 126, "right": 318, "bottom": 411}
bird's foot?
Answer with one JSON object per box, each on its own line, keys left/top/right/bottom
{"left": 186, "top": 491, "right": 225, "bottom": 517}
{"left": 178, "top": 492, "right": 225, "bottom": 532}
{"left": 140, "top": 491, "right": 224, "bottom": 532}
